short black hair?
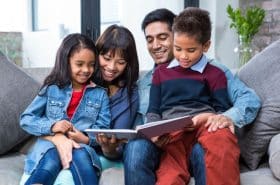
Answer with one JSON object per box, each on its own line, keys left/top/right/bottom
{"left": 173, "top": 7, "right": 211, "bottom": 44}
{"left": 141, "top": 8, "right": 176, "bottom": 33}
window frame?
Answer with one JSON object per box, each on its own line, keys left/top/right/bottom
{"left": 81, "top": 0, "right": 100, "bottom": 42}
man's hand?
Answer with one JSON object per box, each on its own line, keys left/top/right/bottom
{"left": 51, "top": 120, "right": 73, "bottom": 134}
{"left": 204, "top": 114, "right": 235, "bottom": 133}
{"left": 192, "top": 112, "right": 216, "bottom": 127}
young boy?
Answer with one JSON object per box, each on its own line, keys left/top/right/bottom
{"left": 147, "top": 7, "right": 240, "bottom": 185}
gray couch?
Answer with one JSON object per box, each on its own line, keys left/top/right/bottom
{"left": 1, "top": 39, "right": 280, "bottom": 185}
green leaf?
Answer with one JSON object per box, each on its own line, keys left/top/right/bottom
{"left": 226, "top": 4, "right": 265, "bottom": 43}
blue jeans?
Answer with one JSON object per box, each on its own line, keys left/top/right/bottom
{"left": 25, "top": 148, "right": 98, "bottom": 185}
{"left": 124, "top": 139, "right": 205, "bottom": 185}
{"left": 190, "top": 143, "right": 206, "bottom": 185}
{"left": 124, "top": 139, "right": 160, "bottom": 185}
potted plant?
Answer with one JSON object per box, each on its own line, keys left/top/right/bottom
{"left": 227, "top": 5, "right": 265, "bottom": 67}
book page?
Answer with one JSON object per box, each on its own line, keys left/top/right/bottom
{"left": 136, "top": 115, "right": 193, "bottom": 139}
{"left": 85, "top": 128, "right": 137, "bottom": 140}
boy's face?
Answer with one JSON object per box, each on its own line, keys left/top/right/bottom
{"left": 144, "top": 21, "right": 174, "bottom": 64}
{"left": 173, "top": 32, "right": 210, "bottom": 69}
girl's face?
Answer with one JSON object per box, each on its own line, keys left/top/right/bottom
{"left": 69, "top": 48, "right": 95, "bottom": 90}
{"left": 99, "top": 50, "right": 127, "bottom": 82}
{"left": 173, "top": 32, "right": 210, "bottom": 69}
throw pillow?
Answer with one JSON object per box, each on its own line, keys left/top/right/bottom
{"left": 0, "top": 51, "right": 40, "bottom": 154}
{"left": 237, "top": 39, "right": 280, "bottom": 170}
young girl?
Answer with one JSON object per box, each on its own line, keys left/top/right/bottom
{"left": 20, "top": 33, "right": 111, "bottom": 185}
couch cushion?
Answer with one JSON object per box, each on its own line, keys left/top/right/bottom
{"left": 240, "top": 167, "right": 280, "bottom": 185}
{"left": 268, "top": 133, "right": 280, "bottom": 179}
{"left": 0, "top": 52, "right": 40, "bottom": 154}
{"left": 237, "top": 39, "right": 280, "bottom": 170}
{"left": 0, "top": 153, "right": 25, "bottom": 185}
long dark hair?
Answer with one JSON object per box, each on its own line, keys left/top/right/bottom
{"left": 42, "top": 33, "right": 97, "bottom": 89}
{"left": 94, "top": 24, "right": 139, "bottom": 98}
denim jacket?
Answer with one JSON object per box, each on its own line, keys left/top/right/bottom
{"left": 20, "top": 82, "right": 111, "bottom": 174}
{"left": 136, "top": 59, "right": 261, "bottom": 128}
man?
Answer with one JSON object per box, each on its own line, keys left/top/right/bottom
{"left": 123, "top": 8, "right": 261, "bottom": 185}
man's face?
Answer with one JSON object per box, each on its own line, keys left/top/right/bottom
{"left": 144, "top": 21, "right": 174, "bottom": 64}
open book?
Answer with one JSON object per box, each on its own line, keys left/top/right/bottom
{"left": 85, "top": 115, "right": 193, "bottom": 140}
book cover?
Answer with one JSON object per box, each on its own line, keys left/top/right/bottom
{"left": 85, "top": 115, "right": 193, "bottom": 140}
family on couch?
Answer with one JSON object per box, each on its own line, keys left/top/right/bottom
{"left": 20, "top": 7, "right": 261, "bottom": 185}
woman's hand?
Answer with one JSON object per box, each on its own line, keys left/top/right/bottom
{"left": 96, "top": 134, "right": 126, "bottom": 158}
{"left": 204, "top": 114, "right": 235, "bottom": 133}
{"left": 45, "top": 133, "right": 80, "bottom": 169}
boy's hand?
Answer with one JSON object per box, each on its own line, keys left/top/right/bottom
{"left": 151, "top": 134, "right": 170, "bottom": 148}
{"left": 205, "top": 114, "right": 235, "bottom": 133}
{"left": 51, "top": 120, "right": 73, "bottom": 134}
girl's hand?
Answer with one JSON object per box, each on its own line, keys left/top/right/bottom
{"left": 51, "top": 120, "right": 73, "bottom": 134}
{"left": 50, "top": 133, "right": 80, "bottom": 169}
{"left": 67, "top": 127, "right": 89, "bottom": 144}
{"left": 204, "top": 114, "right": 235, "bottom": 133}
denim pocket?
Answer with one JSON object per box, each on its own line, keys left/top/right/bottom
{"left": 85, "top": 100, "right": 101, "bottom": 116}
{"left": 47, "top": 99, "right": 64, "bottom": 119}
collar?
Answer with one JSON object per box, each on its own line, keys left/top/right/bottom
{"left": 67, "top": 81, "right": 97, "bottom": 90}
{"left": 167, "top": 55, "right": 208, "bottom": 73}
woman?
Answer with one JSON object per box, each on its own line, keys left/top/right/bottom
{"left": 20, "top": 24, "right": 139, "bottom": 185}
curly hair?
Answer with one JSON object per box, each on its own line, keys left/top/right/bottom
{"left": 173, "top": 7, "right": 211, "bottom": 44}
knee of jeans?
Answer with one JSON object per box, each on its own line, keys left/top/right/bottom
{"left": 124, "top": 139, "right": 159, "bottom": 168}
{"left": 72, "top": 148, "right": 88, "bottom": 159}
{"left": 40, "top": 148, "right": 61, "bottom": 171}
{"left": 72, "top": 148, "right": 91, "bottom": 164}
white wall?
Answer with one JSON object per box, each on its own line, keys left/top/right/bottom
{"left": 0, "top": 0, "right": 27, "bottom": 31}
{"left": 200, "top": 0, "right": 239, "bottom": 69}
{"left": 0, "top": 0, "right": 80, "bottom": 68}
{"left": 21, "top": 0, "right": 80, "bottom": 68}
{"left": 119, "top": 0, "right": 184, "bottom": 70}
{"left": 1, "top": 0, "right": 239, "bottom": 70}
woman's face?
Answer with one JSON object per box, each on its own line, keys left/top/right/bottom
{"left": 98, "top": 50, "right": 127, "bottom": 82}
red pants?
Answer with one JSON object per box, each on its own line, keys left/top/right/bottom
{"left": 156, "top": 125, "right": 240, "bottom": 185}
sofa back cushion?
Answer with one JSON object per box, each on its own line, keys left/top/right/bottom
{"left": 237, "top": 39, "right": 280, "bottom": 170}
{"left": 0, "top": 52, "right": 40, "bottom": 154}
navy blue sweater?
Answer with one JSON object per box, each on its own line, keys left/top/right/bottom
{"left": 147, "top": 62, "right": 231, "bottom": 122}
